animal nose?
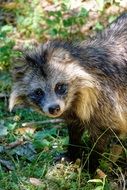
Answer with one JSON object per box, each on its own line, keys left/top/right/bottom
{"left": 48, "top": 104, "right": 60, "bottom": 115}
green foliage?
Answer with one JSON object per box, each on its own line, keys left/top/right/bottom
{"left": 94, "top": 22, "right": 104, "bottom": 31}
{"left": 43, "top": 5, "right": 88, "bottom": 39}
{"left": 0, "top": 72, "right": 11, "bottom": 93}
{"left": 0, "top": 0, "right": 89, "bottom": 74}
{"left": 108, "top": 15, "right": 117, "bottom": 23}
{"left": 0, "top": 25, "right": 16, "bottom": 69}
{"left": 34, "top": 128, "right": 57, "bottom": 149}
{"left": 6, "top": 0, "right": 88, "bottom": 40}
{"left": 13, "top": 0, "right": 44, "bottom": 40}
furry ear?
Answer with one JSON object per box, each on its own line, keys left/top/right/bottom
{"left": 24, "top": 47, "right": 46, "bottom": 67}
{"left": 11, "top": 45, "right": 48, "bottom": 81}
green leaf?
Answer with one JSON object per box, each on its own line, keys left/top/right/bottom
{"left": 79, "top": 7, "right": 88, "bottom": 17}
{"left": 1, "top": 25, "right": 13, "bottom": 33}
{"left": 49, "top": 28, "right": 58, "bottom": 36}
{"left": 7, "top": 122, "right": 17, "bottom": 131}
{"left": 95, "top": 186, "right": 103, "bottom": 190}
{"left": 63, "top": 18, "right": 74, "bottom": 27}
{"left": 34, "top": 128, "right": 57, "bottom": 149}
{"left": 108, "top": 15, "right": 117, "bottom": 23}
{"left": 103, "top": 179, "right": 111, "bottom": 190}
{"left": 55, "top": 11, "right": 62, "bottom": 18}
{"left": 45, "top": 18, "right": 57, "bottom": 26}
{"left": 95, "top": 22, "right": 104, "bottom": 31}
{"left": 61, "top": 3, "right": 68, "bottom": 11}
{"left": 41, "top": 139, "right": 51, "bottom": 147}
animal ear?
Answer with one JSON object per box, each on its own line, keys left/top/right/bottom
{"left": 11, "top": 45, "right": 47, "bottom": 81}
{"left": 24, "top": 45, "right": 47, "bottom": 67}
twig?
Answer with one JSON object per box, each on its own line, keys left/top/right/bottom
{"left": 119, "top": 169, "right": 126, "bottom": 190}
{"left": 6, "top": 138, "right": 24, "bottom": 149}
{"left": 22, "top": 119, "right": 65, "bottom": 127}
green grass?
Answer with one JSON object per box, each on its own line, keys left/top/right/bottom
{"left": 0, "top": 101, "right": 96, "bottom": 190}
{"left": 0, "top": 99, "right": 123, "bottom": 190}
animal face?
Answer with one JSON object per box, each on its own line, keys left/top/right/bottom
{"left": 25, "top": 67, "right": 71, "bottom": 117}
{"left": 9, "top": 41, "right": 96, "bottom": 118}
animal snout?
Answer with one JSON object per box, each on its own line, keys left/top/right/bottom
{"left": 48, "top": 104, "right": 60, "bottom": 115}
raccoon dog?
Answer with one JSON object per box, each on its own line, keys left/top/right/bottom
{"left": 9, "top": 14, "right": 127, "bottom": 170}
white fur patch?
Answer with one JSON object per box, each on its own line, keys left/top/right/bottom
{"left": 9, "top": 91, "right": 17, "bottom": 111}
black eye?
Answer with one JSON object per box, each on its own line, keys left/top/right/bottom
{"left": 55, "top": 83, "right": 68, "bottom": 95}
{"left": 34, "top": 88, "right": 44, "bottom": 97}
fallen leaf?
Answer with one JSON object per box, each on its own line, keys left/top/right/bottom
{"left": 0, "top": 2, "right": 20, "bottom": 10}
{"left": 29, "top": 178, "right": 42, "bottom": 186}
{"left": 15, "top": 127, "right": 36, "bottom": 135}
{"left": 96, "top": 168, "right": 107, "bottom": 179}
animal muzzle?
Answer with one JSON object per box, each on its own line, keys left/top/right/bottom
{"left": 48, "top": 104, "right": 60, "bottom": 115}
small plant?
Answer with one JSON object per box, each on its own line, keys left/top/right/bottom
{"left": 43, "top": 3, "right": 88, "bottom": 39}
{"left": 88, "top": 173, "right": 110, "bottom": 190}
{"left": 0, "top": 25, "right": 15, "bottom": 69}
{"left": 14, "top": 0, "right": 44, "bottom": 40}
{"left": 94, "top": 22, "right": 104, "bottom": 31}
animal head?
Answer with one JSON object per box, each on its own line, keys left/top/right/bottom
{"left": 9, "top": 41, "right": 97, "bottom": 118}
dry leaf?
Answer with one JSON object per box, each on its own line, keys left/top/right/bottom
{"left": 29, "top": 178, "right": 42, "bottom": 186}
{"left": 0, "top": 2, "right": 20, "bottom": 10}
{"left": 15, "top": 127, "right": 36, "bottom": 135}
{"left": 96, "top": 169, "right": 106, "bottom": 179}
